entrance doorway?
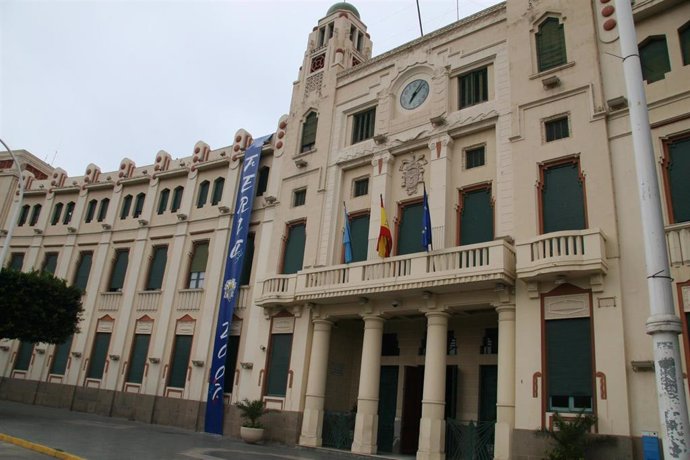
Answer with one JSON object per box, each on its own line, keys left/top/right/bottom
{"left": 377, "top": 366, "right": 399, "bottom": 453}
{"left": 400, "top": 366, "right": 424, "bottom": 454}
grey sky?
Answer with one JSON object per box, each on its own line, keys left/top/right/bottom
{"left": 1, "top": 0, "right": 502, "bottom": 176}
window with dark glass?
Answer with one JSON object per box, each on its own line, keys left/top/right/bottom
{"left": 50, "top": 335, "right": 73, "bottom": 375}
{"left": 293, "top": 188, "right": 306, "bottom": 207}
{"left": 459, "top": 187, "right": 494, "bottom": 246}
{"left": 681, "top": 23, "right": 690, "bottom": 66}
{"left": 545, "top": 117, "right": 570, "bottom": 142}
{"left": 546, "top": 317, "right": 593, "bottom": 412}
{"left": 265, "top": 333, "right": 292, "bottom": 397}
{"left": 282, "top": 222, "right": 306, "bottom": 274}
{"left": 29, "top": 204, "right": 42, "bottom": 226}
{"left": 97, "top": 198, "right": 109, "bottom": 222}
{"left": 197, "top": 181, "right": 210, "bottom": 208}
{"left": 120, "top": 195, "right": 133, "bottom": 220}
{"left": 188, "top": 241, "right": 209, "bottom": 289}
{"left": 663, "top": 137, "right": 690, "bottom": 224}
{"left": 73, "top": 251, "right": 93, "bottom": 292}
{"left": 171, "top": 186, "right": 184, "bottom": 212}
{"left": 133, "top": 193, "right": 145, "bottom": 218}
{"left": 397, "top": 202, "right": 423, "bottom": 256}
{"left": 126, "top": 334, "right": 150, "bottom": 384}
{"left": 224, "top": 335, "right": 240, "bottom": 393}
{"left": 8, "top": 253, "right": 24, "bottom": 271}
{"left": 42, "top": 252, "right": 58, "bottom": 275}
{"left": 85, "top": 199, "right": 97, "bottom": 223}
{"left": 145, "top": 246, "right": 168, "bottom": 291}
{"left": 354, "top": 177, "right": 369, "bottom": 197}
{"left": 639, "top": 36, "right": 671, "bottom": 83}
{"left": 352, "top": 107, "right": 376, "bottom": 144}
{"left": 108, "top": 249, "right": 129, "bottom": 292}
{"left": 541, "top": 160, "right": 586, "bottom": 233}
{"left": 157, "top": 188, "right": 170, "bottom": 215}
{"left": 63, "top": 201, "right": 75, "bottom": 225}
{"left": 301, "top": 112, "right": 318, "bottom": 152}
{"left": 211, "top": 177, "right": 224, "bottom": 205}
{"left": 51, "top": 202, "right": 64, "bottom": 225}
{"left": 17, "top": 205, "right": 30, "bottom": 226}
{"left": 459, "top": 67, "right": 488, "bottom": 108}
{"left": 87, "top": 332, "right": 111, "bottom": 380}
{"left": 382, "top": 333, "right": 400, "bottom": 356}
{"left": 240, "top": 232, "right": 255, "bottom": 286}
{"left": 349, "top": 213, "right": 370, "bottom": 263}
{"left": 168, "top": 334, "right": 192, "bottom": 388}
{"left": 465, "top": 146, "right": 486, "bottom": 169}
{"left": 13, "top": 342, "right": 33, "bottom": 371}
{"left": 536, "top": 17, "right": 567, "bottom": 72}
{"left": 256, "top": 167, "right": 270, "bottom": 197}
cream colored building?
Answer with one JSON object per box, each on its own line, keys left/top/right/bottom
{"left": 1, "top": 1, "right": 690, "bottom": 458}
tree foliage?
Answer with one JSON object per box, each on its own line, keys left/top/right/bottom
{"left": 0, "top": 269, "right": 83, "bottom": 343}
{"left": 541, "top": 411, "right": 598, "bottom": 460}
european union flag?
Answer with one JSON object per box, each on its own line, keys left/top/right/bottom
{"left": 343, "top": 203, "right": 353, "bottom": 263}
{"left": 422, "top": 184, "right": 432, "bottom": 251}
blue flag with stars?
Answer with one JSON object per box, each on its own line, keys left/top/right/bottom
{"left": 422, "top": 184, "right": 432, "bottom": 251}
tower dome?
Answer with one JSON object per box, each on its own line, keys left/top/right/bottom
{"left": 326, "top": 2, "right": 360, "bottom": 19}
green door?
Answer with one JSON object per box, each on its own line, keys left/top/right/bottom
{"left": 377, "top": 366, "right": 399, "bottom": 453}
{"left": 398, "top": 203, "right": 423, "bottom": 255}
{"left": 479, "top": 365, "right": 497, "bottom": 422}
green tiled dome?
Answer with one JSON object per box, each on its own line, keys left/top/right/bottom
{"left": 326, "top": 2, "right": 360, "bottom": 18}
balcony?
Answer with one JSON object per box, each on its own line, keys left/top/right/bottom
{"left": 135, "top": 290, "right": 162, "bottom": 311}
{"left": 177, "top": 289, "right": 204, "bottom": 311}
{"left": 666, "top": 221, "right": 690, "bottom": 267}
{"left": 516, "top": 228, "right": 608, "bottom": 282}
{"left": 255, "top": 238, "right": 516, "bottom": 307}
{"left": 97, "top": 292, "right": 122, "bottom": 311}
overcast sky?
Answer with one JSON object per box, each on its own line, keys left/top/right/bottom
{"left": 1, "top": 0, "right": 502, "bottom": 176}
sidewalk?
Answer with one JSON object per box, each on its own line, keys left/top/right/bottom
{"left": 0, "top": 400, "right": 396, "bottom": 460}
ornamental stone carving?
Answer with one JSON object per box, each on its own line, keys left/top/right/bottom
{"left": 399, "top": 153, "right": 427, "bottom": 195}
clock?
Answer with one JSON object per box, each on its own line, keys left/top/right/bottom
{"left": 400, "top": 79, "right": 429, "bottom": 110}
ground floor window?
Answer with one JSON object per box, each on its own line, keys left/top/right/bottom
{"left": 265, "top": 333, "right": 292, "bottom": 397}
{"left": 168, "top": 334, "right": 192, "bottom": 388}
{"left": 224, "top": 335, "right": 240, "bottom": 393}
{"left": 14, "top": 341, "right": 33, "bottom": 371}
{"left": 87, "top": 332, "right": 111, "bottom": 380}
{"left": 126, "top": 334, "right": 151, "bottom": 384}
{"left": 50, "top": 335, "right": 73, "bottom": 375}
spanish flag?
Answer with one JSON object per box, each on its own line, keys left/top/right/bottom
{"left": 377, "top": 195, "right": 392, "bottom": 258}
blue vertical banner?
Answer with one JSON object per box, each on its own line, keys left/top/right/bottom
{"left": 343, "top": 202, "right": 353, "bottom": 264}
{"left": 422, "top": 183, "right": 433, "bottom": 251}
{"left": 204, "top": 135, "right": 269, "bottom": 435}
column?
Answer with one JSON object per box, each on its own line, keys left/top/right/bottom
{"left": 494, "top": 304, "right": 516, "bottom": 460}
{"left": 427, "top": 136, "right": 453, "bottom": 250}
{"left": 417, "top": 311, "right": 449, "bottom": 460}
{"left": 299, "top": 319, "right": 334, "bottom": 447}
{"left": 351, "top": 315, "right": 384, "bottom": 455}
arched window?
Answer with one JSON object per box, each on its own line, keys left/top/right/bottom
{"left": 17, "top": 205, "right": 30, "bottom": 226}
{"left": 63, "top": 201, "right": 75, "bottom": 225}
{"left": 120, "top": 195, "right": 133, "bottom": 220}
{"left": 51, "top": 202, "right": 64, "bottom": 225}
{"left": 171, "top": 186, "right": 184, "bottom": 212}
{"left": 536, "top": 17, "right": 567, "bottom": 72}
{"left": 158, "top": 188, "right": 170, "bottom": 215}
{"left": 29, "top": 204, "right": 42, "bottom": 226}
{"left": 211, "top": 177, "right": 224, "bottom": 205}
{"left": 256, "top": 166, "right": 270, "bottom": 197}
{"left": 133, "top": 193, "right": 145, "bottom": 218}
{"left": 85, "top": 199, "right": 97, "bottom": 223}
{"left": 680, "top": 22, "right": 690, "bottom": 66}
{"left": 97, "top": 198, "right": 110, "bottom": 222}
{"left": 301, "top": 112, "right": 318, "bottom": 152}
{"left": 197, "top": 181, "right": 210, "bottom": 208}
{"left": 639, "top": 35, "right": 671, "bottom": 83}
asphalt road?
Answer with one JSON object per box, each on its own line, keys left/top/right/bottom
{"left": 0, "top": 400, "right": 390, "bottom": 460}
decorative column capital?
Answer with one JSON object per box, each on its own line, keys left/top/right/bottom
{"left": 371, "top": 151, "right": 393, "bottom": 176}
{"left": 495, "top": 304, "right": 516, "bottom": 320}
{"left": 427, "top": 135, "right": 453, "bottom": 161}
{"left": 312, "top": 319, "right": 334, "bottom": 330}
{"left": 360, "top": 314, "right": 385, "bottom": 328}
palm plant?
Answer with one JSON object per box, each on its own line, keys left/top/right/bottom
{"left": 236, "top": 398, "right": 266, "bottom": 429}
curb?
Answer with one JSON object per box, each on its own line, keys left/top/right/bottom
{"left": 0, "top": 433, "right": 84, "bottom": 459}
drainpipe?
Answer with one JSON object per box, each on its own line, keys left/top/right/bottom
{"left": 0, "top": 138, "right": 25, "bottom": 267}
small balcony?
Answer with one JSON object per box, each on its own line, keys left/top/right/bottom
{"left": 177, "top": 288, "right": 204, "bottom": 311}
{"left": 135, "top": 290, "right": 162, "bottom": 311}
{"left": 97, "top": 291, "right": 122, "bottom": 311}
{"left": 515, "top": 228, "right": 608, "bottom": 282}
{"left": 255, "top": 238, "right": 516, "bottom": 307}
{"left": 665, "top": 221, "right": 690, "bottom": 267}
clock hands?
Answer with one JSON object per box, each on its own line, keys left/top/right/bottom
{"left": 409, "top": 81, "right": 423, "bottom": 102}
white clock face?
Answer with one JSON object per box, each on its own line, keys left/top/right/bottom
{"left": 400, "top": 79, "right": 429, "bottom": 110}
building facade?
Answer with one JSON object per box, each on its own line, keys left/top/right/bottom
{"left": 1, "top": 1, "right": 690, "bottom": 458}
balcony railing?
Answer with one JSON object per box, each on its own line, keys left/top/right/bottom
{"left": 516, "top": 228, "right": 608, "bottom": 281}
{"left": 237, "top": 286, "right": 251, "bottom": 311}
{"left": 256, "top": 239, "right": 515, "bottom": 306}
{"left": 135, "top": 290, "right": 162, "bottom": 311}
{"left": 666, "top": 221, "right": 690, "bottom": 267}
{"left": 97, "top": 292, "right": 122, "bottom": 311}
{"left": 177, "top": 289, "right": 204, "bottom": 311}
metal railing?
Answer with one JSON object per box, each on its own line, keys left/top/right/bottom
{"left": 446, "top": 419, "right": 495, "bottom": 460}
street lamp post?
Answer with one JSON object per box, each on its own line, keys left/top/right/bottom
{"left": 0, "top": 138, "right": 25, "bottom": 267}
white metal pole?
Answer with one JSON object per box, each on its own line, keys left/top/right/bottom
{"left": 0, "top": 138, "right": 25, "bottom": 267}
{"left": 614, "top": 1, "right": 690, "bottom": 457}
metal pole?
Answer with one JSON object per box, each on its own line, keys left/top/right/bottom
{"left": 614, "top": 1, "right": 690, "bottom": 457}
{"left": 0, "top": 138, "right": 25, "bottom": 267}
{"left": 416, "top": 0, "right": 424, "bottom": 37}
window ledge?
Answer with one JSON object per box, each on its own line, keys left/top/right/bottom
{"left": 293, "top": 148, "right": 316, "bottom": 159}
{"left": 529, "top": 61, "right": 575, "bottom": 81}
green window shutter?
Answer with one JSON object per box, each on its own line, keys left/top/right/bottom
{"left": 85, "top": 200, "right": 97, "bottom": 223}
{"left": 537, "top": 18, "right": 567, "bottom": 72}
{"left": 668, "top": 138, "right": 690, "bottom": 223}
{"left": 168, "top": 335, "right": 192, "bottom": 388}
{"left": 681, "top": 25, "right": 690, "bottom": 66}
{"left": 211, "top": 178, "right": 224, "bottom": 205}
{"left": 546, "top": 318, "right": 593, "bottom": 410}
{"left": 282, "top": 223, "right": 306, "bottom": 274}
{"left": 18, "top": 205, "right": 30, "bottom": 226}
{"left": 43, "top": 253, "right": 58, "bottom": 275}
{"left": 266, "top": 333, "right": 293, "bottom": 396}
{"left": 397, "top": 202, "right": 423, "bottom": 255}
{"left": 640, "top": 36, "right": 671, "bottom": 83}
{"left": 63, "top": 202, "right": 75, "bottom": 224}
{"left": 545, "top": 117, "right": 569, "bottom": 142}
{"left": 459, "top": 67, "right": 488, "bottom": 108}
{"left": 197, "top": 181, "right": 209, "bottom": 208}
{"left": 9, "top": 253, "right": 24, "bottom": 271}
{"left": 97, "top": 199, "right": 109, "bottom": 222}
{"left": 126, "top": 334, "right": 151, "bottom": 384}
{"left": 133, "top": 193, "right": 145, "bottom": 218}
{"left": 51, "top": 203, "right": 64, "bottom": 225}
{"left": 352, "top": 108, "right": 376, "bottom": 144}
{"left": 87, "top": 332, "right": 111, "bottom": 380}
{"left": 73, "top": 252, "right": 93, "bottom": 292}
{"left": 460, "top": 188, "right": 494, "bottom": 245}
{"left": 542, "top": 163, "right": 586, "bottom": 233}
{"left": 120, "top": 195, "right": 133, "bottom": 219}
{"left": 223, "top": 335, "right": 240, "bottom": 393}
{"left": 350, "top": 214, "right": 370, "bottom": 262}
{"left": 109, "top": 249, "right": 129, "bottom": 291}
{"left": 240, "top": 233, "right": 255, "bottom": 285}
{"left": 301, "top": 112, "right": 318, "bottom": 152}
{"left": 14, "top": 342, "right": 34, "bottom": 371}
{"left": 158, "top": 189, "right": 170, "bottom": 214}
{"left": 171, "top": 187, "right": 184, "bottom": 212}
{"left": 256, "top": 167, "right": 269, "bottom": 197}
{"left": 146, "top": 246, "right": 168, "bottom": 290}
{"left": 50, "top": 335, "right": 74, "bottom": 375}
{"left": 29, "top": 204, "right": 42, "bottom": 226}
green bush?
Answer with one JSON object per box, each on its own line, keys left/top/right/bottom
{"left": 236, "top": 398, "right": 266, "bottom": 428}
{"left": 541, "top": 412, "right": 597, "bottom": 460}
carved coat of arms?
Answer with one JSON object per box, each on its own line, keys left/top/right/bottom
{"left": 399, "top": 153, "right": 428, "bottom": 195}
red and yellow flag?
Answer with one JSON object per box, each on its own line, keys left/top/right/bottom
{"left": 377, "top": 195, "right": 392, "bottom": 258}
